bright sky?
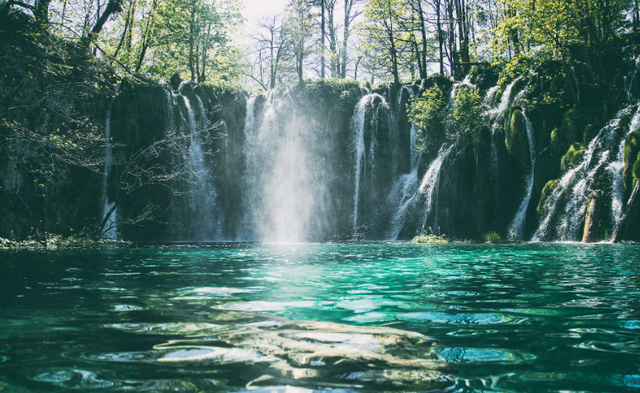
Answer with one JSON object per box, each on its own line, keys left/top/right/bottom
{"left": 242, "top": 0, "right": 288, "bottom": 28}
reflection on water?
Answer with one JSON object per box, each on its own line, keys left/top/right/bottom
{"left": 0, "top": 243, "right": 640, "bottom": 391}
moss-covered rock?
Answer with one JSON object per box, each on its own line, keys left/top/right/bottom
{"left": 560, "top": 142, "right": 585, "bottom": 173}
{"left": 537, "top": 179, "right": 560, "bottom": 218}
{"left": 505, "top": 108, "right": 530, "bottom": 169}
{"left": 624, "top": 130, "right": 640, "bottom": 202}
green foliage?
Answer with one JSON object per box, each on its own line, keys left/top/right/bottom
{"left": 634, "top": 151, "right": 640, "bottom": 188}
{"left": 537, "top": 179, "right": 560, "bottom": 216}
{"left": 493, "top": 0, "right": 630, "bottom": 65}
{"left": 0, "top": 233, "right": 130, "bottom": 249}
{"left": 0, "top": 21, "right": 112, "bottom": 186}
{"left": 626, "top": 130, "right": 640, "bottom": 193}
{"left": 452, "top": 86, "right": 484, "bottom": 142}
{"left": 484, "top": 231, "right": 501, "bottom": 243}
{"left": 561, "top": 142, "right": 585, "bottom": 172}
{"left": 360, "top": 0, "right": 413, "bottom": 84}
{"left": 409, "top": 86, "right": 447, "bottom": 152}
{"left": 148, "top": 0, "right": 242, "bottom": 83}
{"left": 413, "top": 232, "right": 448, "bottom": 244}
{"left": 410, "top": 85, "right": 487, "bottom": 152}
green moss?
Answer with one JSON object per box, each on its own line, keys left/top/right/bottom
{"left": 634, "top": 151, "right": 640, "bottom": 188}
{"left": 537, "top": 179, "right": 560, "bottom": 216}
{"left": 551, "top": 107, "right": 598, "bottom": 155}
{"left": 624, "top": 131, "right": 640, "bottom": 201}
{"left": 583, "top": 123, "right": 599, "bottom": 144}
{"left": 560, "top": 142, "right": 585, "bottom": 172}
{"left": 505, "top": 108, "right": 529, "bottom": 169}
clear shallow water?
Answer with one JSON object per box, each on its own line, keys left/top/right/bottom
{"left": 1, "top": 243, "right": 640, "bottom": 392}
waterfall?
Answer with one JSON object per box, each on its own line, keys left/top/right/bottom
{"left": 487, "top": 77, "right": 523, "bottom": 210}
{"left": 100, "top": 84, "right": 120, "bottom": 240}
{"left": 419, "top": 146, "right": 453, "bottom": 233}
{"left": 625, "top": 56, "right": 640, "bottom": 99}
{"left": 239, "top": 96, "right": 256, "bottom": 240}
{"left": 483, "top": 86, "right": 500, "bottom": 107}
{"left": 164, "top": 90, "right": 175, "bottom": 134}
{"left": 242, "top": 90, "right": 323, "bottom": 242}
{"left": 507, "top": 109, "right": 537, "bottom": 239}
{"left": 183, "top": 95, "right": 223, "bottom": 240}
{"left": 609, "top": 105, "right": 640, "bottom": 226}
{"left": 350, "top": 93, "right": 389, "bottom": 237}
{"left": 532, "top": 107, "right": 633, "bottom": 241}
{"left": 488, "top": 77, "right": 521, "bottom": 119}
{"left": 387, "top": 87, "right": 422, "bottom": 240}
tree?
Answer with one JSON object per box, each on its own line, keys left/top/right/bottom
{"left": 250, "top": 13, "right": 290, "bottom": 89}
{"left": 147, "top": 0, "right": 242, "bottom": 82}
{"left": 361, "top": 0, "right": 408, "bottom": 85}
{"left": 286, "top": 0, "right": 314, "bottom": 82}
{"left": 409, "top": 86, "right": 448, "bottom": 152}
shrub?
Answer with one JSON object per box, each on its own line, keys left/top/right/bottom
{"left": 484, "top": 231, "right": 501, "bottom": 243}
{"left": 413, "top": 228, "right": 448, "bottom": 244}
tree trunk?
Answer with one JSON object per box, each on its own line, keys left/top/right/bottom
{"left": 321, "top": 0, "right": 325, "bottom": 78}
{"left": 328, "top": 4, "right": 338, "bottom": 76}
{"left": 416, "top": 0, "right": 428, "bottom": 79}
{"left": 447, "top": 0, "right": 458, "bottom": 78}
{"left": 387, "top": 0, "right": 400, "bottom": 85}
{"left": 341, "top": 0, "right": 353, "bottom": 78}
{"left": 437, "top": 0, "right": 444, "bottom": 75}
{"left": 135, "top": 0, "right": 157, "bottom": 73}
{"left": 90, "top": 0, "right": 123, "bottom": 38}
{"left": 35, "top": 0, "right": 52, "bottom": 26}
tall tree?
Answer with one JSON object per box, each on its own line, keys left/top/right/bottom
{"left": 362, "top": 0, "right": 407, "bottom": 85}
{"left": 250, "top": 13, "right": 290, "bottom": 89}
{"left": 341, "top": 0, "right": 364, "bottom": 78}
{"left": 286, "top": 0, "right": 314, "bottom": 82}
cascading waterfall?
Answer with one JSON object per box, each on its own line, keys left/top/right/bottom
{"left": 100, "top": 84, "right": 120, "bottom": 240}
{"left": 532, "top": 107, "right": 633, "bottom": 241}
{"left": 239, "top": 96, "right": 257, "bottom": 240}
{"left": 121, "top": 76, "right": 637, "bottom": 243}
{"left": 164, "top": 90, "right": 175, "bottom": 133}
{"left": 609, "top": 105, "right": 640, "bottom": 225}
{"left": 183, "top": 95, "right": 223, "bottom": 240}
{"left": 419, "top": 146, "right": 453, "bottom": 233}
{"left": 350, "top": 93, "right": 390, "bottom": 237}
{"left": 387, "top": 87, "right": 422, "bottom": 240}
{"left": 483, "top": 86, "right": 500, "bottom": 107}
{"left": 507, "top": 109, "right": 537, "bottom": 239}
{"left": 625, "top": 56, "right": 640, "bottom": 99}
{"left": 242, "top": 90, "right": 320, "bottom": 242}
{"left": 488, "top": 77, "right": 521, "bottom": 119}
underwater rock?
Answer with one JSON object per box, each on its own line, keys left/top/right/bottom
{"left": 105, "top": 312, "right": 454, "bottom": 391}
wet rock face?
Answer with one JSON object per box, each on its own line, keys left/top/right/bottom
{"left": 582, "top": 190, "right": 605, "bottom": 243}
{"left": 614, "top": 181, "right": 640, "bottom": 242}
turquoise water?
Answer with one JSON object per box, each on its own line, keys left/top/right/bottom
{"left": 1, "top": 243, "right": 640, "bottom": 392}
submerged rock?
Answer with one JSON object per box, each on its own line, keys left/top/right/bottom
{"left": 106, "top": 312, "right": 454, "bottom": 391}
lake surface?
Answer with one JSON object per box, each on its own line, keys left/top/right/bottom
{"left": 1, "top": 243, "right": 640, "bottom": 392}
